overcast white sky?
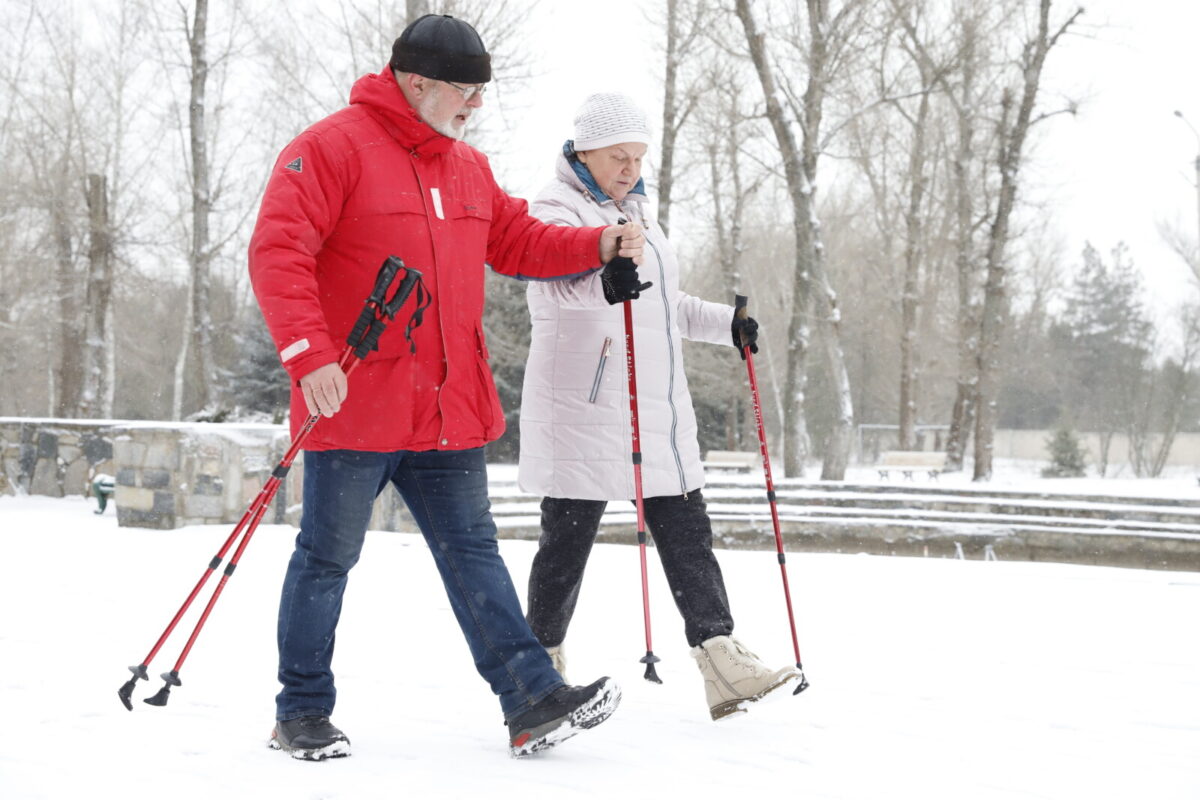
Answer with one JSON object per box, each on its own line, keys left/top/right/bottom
{"left": 494, "top": 0, "right": 1200, "bottom": 319}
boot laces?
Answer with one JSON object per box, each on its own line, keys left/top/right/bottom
{"left": 728, "top": 637, "right": 761, "bottom": 661}
{"left": 723, "top": 637, "right": 767, "bottom": 676}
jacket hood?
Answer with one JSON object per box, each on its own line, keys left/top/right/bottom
{"left": 349, "top": 66, "right": 457, "bottom": 157}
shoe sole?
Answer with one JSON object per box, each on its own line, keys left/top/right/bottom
{"left": 710, "top": 670, "right": 803, "bottom": 721}
{"left": 268, "top": 731, "right": 351, "bottom": 761}
{"left": 509, "top": 678, "right": 622, "bottom": 757}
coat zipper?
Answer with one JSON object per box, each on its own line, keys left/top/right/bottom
{"left": 615, "top": 199, "right": 687, "bottom": 495}
{"left": 647, "top": 234, "right": 687, "bottom": 495}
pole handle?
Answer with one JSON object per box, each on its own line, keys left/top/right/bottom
{"left": 734, "top": 294, "right": 749, "bottom": 319}
{"left": 350, "top": 258, "right": 426, "bottom": 359}
{"left": 733, "top": 294, "right": 751, "bottom": 353}
{"left": 382, "top": 263, "right": 423, "bottom": 318}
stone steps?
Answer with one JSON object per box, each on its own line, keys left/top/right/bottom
{"left": 485, "top": 477, "right": 1200, "bottom": 572}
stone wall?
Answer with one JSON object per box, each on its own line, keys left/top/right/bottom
{"left": 0, "top": 417, "right": 413, "bottom": 532}
{"left": 110, "top": 423, "right": 296, "bottom": 529}
{"left": 0, "top": 418, "right": 115, "bottom": 498}
{"left": 109, "top": 423, "right": 413, "bottom": 531}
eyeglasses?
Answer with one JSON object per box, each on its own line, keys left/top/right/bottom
{"left": 444, "top": 80, "right": 488, "bottom": 100}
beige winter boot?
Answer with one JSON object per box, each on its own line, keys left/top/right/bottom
{"left": 690, "top": 635, "right": 799, "bottom": 721}
{"left": 546, "top": 645, "right": 568, "bottom": 683}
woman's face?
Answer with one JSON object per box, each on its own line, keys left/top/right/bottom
{"left": 577, "top": 142, "right": 648, "bottom": 203}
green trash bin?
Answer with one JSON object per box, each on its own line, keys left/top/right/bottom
{"left": 91, "top": 474, "right": 115, "bottom": 515}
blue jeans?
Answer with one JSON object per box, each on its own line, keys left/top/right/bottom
{"left": 276, "top": 447, "right": 563, "bottom": 722}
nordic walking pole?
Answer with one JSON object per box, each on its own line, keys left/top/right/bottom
{"left": 623, "top": 296, "right": 662, "bottom": 684}
{"left": 734, "top": 294, "right": 809, "bottom": 695}
{"left": 119, "top": 257, "right": 427, "bottom": 710}
{"left": 615, "top": 218, "right": 661, "bottom": 684}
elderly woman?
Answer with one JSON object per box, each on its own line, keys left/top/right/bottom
{"left": 518, "top": 93, "right": 800, "bottom": 721}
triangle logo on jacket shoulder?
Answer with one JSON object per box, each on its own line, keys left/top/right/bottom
{"left": 284, "top": 157, "right": 303, "bottom": 173}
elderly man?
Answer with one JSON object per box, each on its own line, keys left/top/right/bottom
{"left": 248, "top": 14, "right": 645, "bottom": 760}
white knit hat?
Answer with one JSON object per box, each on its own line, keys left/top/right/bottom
{"left": 572, "top": 93, "right": 652, "bottom": 151}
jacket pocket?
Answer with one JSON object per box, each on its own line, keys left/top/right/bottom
{"left": 348, "top": 189, "right": 427, "bottom": 218}
{"left": 450, "top": 198, "right": 493, "bottom": 223}
{"left": 588, "top": 336, "right": 613, "bottom": 403}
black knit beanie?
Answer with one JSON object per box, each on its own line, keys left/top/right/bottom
{"left": 390, "top": 14, "right": 492, "bottom": 84}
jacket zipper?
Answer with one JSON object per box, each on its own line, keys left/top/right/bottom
{"left": 646, "top": 234, "right": 687, "bottom": 495}
{"left": 615, "top": 200, "right": 687, "bottom": 495}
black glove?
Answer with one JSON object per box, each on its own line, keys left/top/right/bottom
{"left": 600, "top": 256, "right": 653, "bottom": 305}
{"left": 731, "top": 314, "right": 759, "bottom": 360}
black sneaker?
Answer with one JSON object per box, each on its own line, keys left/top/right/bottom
{"left": 507, "top": 677, "right": 621, "bottom": 757}
{"left": 268, "top": 715, "right": 351, "bottom": 761}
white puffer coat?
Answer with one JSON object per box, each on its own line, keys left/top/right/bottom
{"left": 517, "top": 151, "right": 736, "bottom": 500}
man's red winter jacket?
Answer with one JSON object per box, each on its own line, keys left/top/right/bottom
{"left": 249, "top": 67, "right": 604, "bottom": 452}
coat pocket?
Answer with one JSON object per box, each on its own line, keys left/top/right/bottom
{"left": 588, "top": 336, "right": 613, "bottom": 403}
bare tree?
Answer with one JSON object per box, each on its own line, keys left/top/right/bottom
{"left": 734, "top": 0, "right": 868, "bottom": 479}
{"left": 973, "top": 0, "right": 1083, "bottom": 480}
{"left": 1158, "top": 219, "right": 1199, "bottom": 284}
{"left": 78, "top": 174, "right": 114, "bottom": 418}
{"left": 655, "top": 0, "right": 708, "bottom": 235}
{"left": 182, "top": 0, "right": 220, "bottom": 415}
{"left": 1, "top": 2, "right": 97, "bottom": 418}
{"left": 941, "top": 7, "right": 984, "bottom": 472}
{"left": 252, "top": 1, "right": 539, "bottom": 161}
{"left": 0, "top": 0, "right": 157, "bottom": 419}
{"left": 1142, "top": 304, "right": 1200, "bottom": 476}
{"left": 887, "top": 1, "right": 950, "bottom": 451}
{"left": 150, "top": 0, "right": 263, "bottom": 420}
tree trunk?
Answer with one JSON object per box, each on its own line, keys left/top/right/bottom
{"left": 79, "top": 173, "right": 113, "bottom": 418}
{"left": 658, "top": 0, "right": 681, "bottom": 236}
{"left": 973, "top": 0, "right": 1081, "bottom": 481}
{"left": 736, "top": 0, "right": 856, "bottom": 479}
{"left": 187, "top": 0, "right": 217, "bottom": 414}
{"left": 52, "top": 181, "right": 82, "bottom": 418}
{"left": 735, "top": 0, "right": 810, "bottom": 477}
{"left": 942, "top": 16, "right": 979, "bottom": 473}
{"left": 173, "top": 273, "right": 195, "bottom": 421}
{"left": 898, "top": 87, "right": 932, "bottom": 451}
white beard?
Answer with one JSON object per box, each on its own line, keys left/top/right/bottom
{"left": 418, "top": 91, "right": 466, "bottom": 140}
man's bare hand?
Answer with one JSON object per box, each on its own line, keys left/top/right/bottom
{"left": 599, "top": 221, "right": 645, "bottom": 265}
{"left": 299, "top": 362, "right": 348, "bottom": 417}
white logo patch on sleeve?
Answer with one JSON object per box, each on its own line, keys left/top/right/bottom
{"left": 280, "top": 338, "right": 310, "bottom": 363}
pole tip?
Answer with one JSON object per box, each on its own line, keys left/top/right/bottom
{"left": 640, "top": 651, "right": 663, "bottom": 684}
{"left": 143, "top": 686, "right": 172, "bottom": 706}
{"left": 117, "top": 680, "right": 136, "bottom": 711}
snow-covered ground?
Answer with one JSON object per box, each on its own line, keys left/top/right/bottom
{"left": 3, "top": 488, "right": 1199, "bottom": 799}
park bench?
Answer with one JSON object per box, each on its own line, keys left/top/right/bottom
{"left": 877, "top": 450, "right": 947, "bottom": 481}
{"left": 703, "top": 450, "right": 760, "bottom": 473}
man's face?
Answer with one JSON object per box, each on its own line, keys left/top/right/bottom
{"left": 415, "top": 78, "right": 484, "bottom": 140}
{"left": 577, "top": 142, "right": 648, "bottom": 203}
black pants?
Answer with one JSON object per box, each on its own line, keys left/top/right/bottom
{"left": 526, "top": 489, "right": 734, "bottom": 649}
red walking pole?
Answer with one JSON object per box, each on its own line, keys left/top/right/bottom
{"left": 612, "top": 216, "right": 661, "bottom": 684}
{"left": 118, "top": 257, "right": 427, "bottom": 709}
{"left": 623, "top": 296, "right": 662, "bottom": 684}
{"left": 734, "top": 294, "right": 809, "bottom": 694}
